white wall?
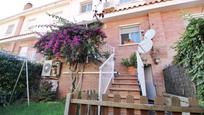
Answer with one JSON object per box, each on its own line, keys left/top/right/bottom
{"left": 0, "top": 19, "right": 19, "bottom": 39}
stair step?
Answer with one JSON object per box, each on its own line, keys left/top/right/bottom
{"left": 112, "top": 85, "right": 139, "bottom": 88}
{"left": 119, "top": 74, "right": 137, "bottom": 76}
{"left": 112, "top": 83, "right": 138, "bottom": 85}
{"left": 108, "top": 94, "right": 140, "bottom": 100}
{"left": 109, "top": 88, "right": 140, "bottom": 92}
{"left": 114, "top": 77, "right": 137, "bottom": 80}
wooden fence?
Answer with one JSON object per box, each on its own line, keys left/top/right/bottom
{"left": 64, "top": 92, "right": 204, "bottom": 115}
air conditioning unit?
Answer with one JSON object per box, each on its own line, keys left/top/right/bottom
{"left": 41, "top": 60, "right": 53, "bottom": 76}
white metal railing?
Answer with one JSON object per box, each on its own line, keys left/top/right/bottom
{"left": 98, "top": 44, "right": 115, "bottom": 101}
{"left": 136, "top": 51, "right": 146, "bottom": 96}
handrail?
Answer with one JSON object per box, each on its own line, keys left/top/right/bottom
{"left": 136, "top": 51, "right": 147, "bottom": 96}
{"left": 98, "top": 45, "right": 115, "bottom": 101}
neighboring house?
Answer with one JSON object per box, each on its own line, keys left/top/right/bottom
{"left": 0, "top": 0, "right": 203, "bottom": 101}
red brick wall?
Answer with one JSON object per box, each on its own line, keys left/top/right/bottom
{"left": 103, "top": 6, "right": 203, "bottom": 95}
{"left": 0, "top": 6, "right": 203, "bottom": 98}
{"left": 103, "top": 15, "right": 150, "bottom": 72}
{"left": 58, "top": 63, "right": 99, "bottom": 97}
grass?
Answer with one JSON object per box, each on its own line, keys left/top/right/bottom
{"left": 0, "top": 102, "right": 65, "bottom": 115}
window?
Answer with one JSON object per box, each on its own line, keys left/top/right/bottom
{"left": 120, "top": 0, "right": 142, "bottom": 4}
{"left": 19, "top": 47, "right": 28, "bottom": 57}
{"left": 5, "top": 24, "right": 15, "bottom": 34}
{"left": 26, "top": 18, "right": 36, "bottom": 30}
{"left": 120, "top": 25, "right": 141, "bottom": 45}
{"left": 81, "top": 1, "right": 92, "bottom": 13}
{"left": 27, "top": 48, "right": 37, "bottom": 61}
{"left": 19, "top": 47, "right": 37, "bottom": 61}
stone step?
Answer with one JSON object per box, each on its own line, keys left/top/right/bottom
{"left": 119, "top": 74, "right": 137, "bottom": 77}
{"left": 109, "top": 88, "right": 140, "bottom": 91}
{"left": 112, "top": 82, "right": 139, "bottom": 85}
{"left": 114, "top": 77, "right": 137, "bottom": 80}
{"left": 112, "top": 84, "right": 139, "bottom": 88}
{"left": 113, "top": 79, "right": 138, "bottom": 83}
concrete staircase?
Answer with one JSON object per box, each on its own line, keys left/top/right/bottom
{"left": 107, "top": 74, "right": 141, "bottom": 103}
{"left": 106, "top": 74, "right": 141, "bottom": 115}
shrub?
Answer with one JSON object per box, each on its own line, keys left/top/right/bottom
{"left": 121, "top": 53, "right": 137, "bottom": 68}
{"left": 0, "top": 51, "right": 42, "bottom": 105}
{"left": 31, "top": 80, "right": 56, "bottom": 102}
{"left": 174, "top": 18, "right": 204, "bottom": 104}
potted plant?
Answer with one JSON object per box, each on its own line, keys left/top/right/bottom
{"left": 121, "top": 53, "right": 137, "bottom": 74}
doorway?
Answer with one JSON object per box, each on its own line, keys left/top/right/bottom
{"left": 144, "top": 65, "right": 156, "bottom": 100}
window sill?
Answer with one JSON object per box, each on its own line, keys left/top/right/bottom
{"left": 119, "top": 43, "right": 138, "bottom": 47}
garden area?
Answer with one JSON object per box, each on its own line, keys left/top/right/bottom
{"left": 0, "top": 51, "right": 65, "bottom": 115}
{"left": 0, "top": 102, "right": 64, "bottom": 115}
{"left": 0, "top": 14, "right": 107, "bottom": 115}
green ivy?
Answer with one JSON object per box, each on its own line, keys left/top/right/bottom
{"left": 174, "top": 18, "right": 204, "bottom": 105}
{"left": 0, "top": 52, "right": 42, "bottom": 106}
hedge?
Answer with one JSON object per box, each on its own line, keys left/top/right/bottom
{"left": 0, "top": 51, "right": 42, "bottom": 106}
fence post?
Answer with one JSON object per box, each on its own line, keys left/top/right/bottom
{"left": 126, "top": 95, "right": 134, "bottom": 115}
{"left": 113, "top": 94, "right": 121, "bottom": 115}
{"left": 64, "top": 93, "right": 72, "bottom": 115}
{"left": 69, "top": 93, "right": 78, "bottom": 115}
{"left": 140, "top": 96, "right": 149, "bottom": 115}
{"left": 154, "top": 96, "right": 165, "bottom": 115}
{"left": 171, "top": 97, "right": 182, "bottom": 115}
{"left": 189, "top": 97, "right": 200, "bottom": 115}
{"left": 101, "top": 94, "right": 109, "bottom": 115}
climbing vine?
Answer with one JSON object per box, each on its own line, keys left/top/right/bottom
{"left": 174, "top": 17, "right": 204, "bottom": 105}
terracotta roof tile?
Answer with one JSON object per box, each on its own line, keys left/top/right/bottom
{"left": 103, "top": 0, "right": 172, "bottom": 14}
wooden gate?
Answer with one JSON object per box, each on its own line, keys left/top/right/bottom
{"left": 64, "top": 92, "right": 204, "bottom": 115}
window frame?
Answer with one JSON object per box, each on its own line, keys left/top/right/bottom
{"left": 119, "top": 24, "right": 142, "bottom": 46}
{"left": 80, "top": 1, "right": 93, "bottom": 13}
{"left": 18, "top": 46, "right": 28, "bottom": 58}
{"left": 119, "top": 0, "right": 143, "bottom": 4}
{"left": 5, "top": 24, "right": 15, "bottom": 35}
{"left": 25, "top": 18, "right": 36, "bottom": 30}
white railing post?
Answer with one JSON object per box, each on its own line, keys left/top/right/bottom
{"left": 98, "top": 44, "right": 115, "bottom": 115}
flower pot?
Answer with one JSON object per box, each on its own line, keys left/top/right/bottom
{"left": 127, "top": 66, "right": 137, "bottom": 75}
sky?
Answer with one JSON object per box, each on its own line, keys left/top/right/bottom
{"left": 0, "top": 0, "right": 58, "bottom": 20}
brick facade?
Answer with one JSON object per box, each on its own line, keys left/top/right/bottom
{"left": 0, "top": 2, "right": 203, "bottom": 98}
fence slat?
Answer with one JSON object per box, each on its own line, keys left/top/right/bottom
{"left": 154, "top": 96, "right": 165, "bottom": 115}
{"left": 113, "top": 94, "right": 121, "bottom": 115}
{"left": 171, "top": 97, "right": 182, "bottom": 115}
{"left": 140, "top": 96, "right": 149, "bottom": 115}
{"left": 80, "top": 92, "right": 88, "bottom": 115}
{"left": 189, "top": 97, "right": 200, "bottom": 115}
{"left": 69, "top": 93, "right": 78, "bottom": 115}
{"left": 101, "top": 94, "right": 109, "bottom": 115}
{"left": 90, "top": 91, "right": 98, "bottom": 115}
{"left": 126, "top": 95, "right": 134, "bottom": 115}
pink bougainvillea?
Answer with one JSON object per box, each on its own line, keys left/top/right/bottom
{"left": 35, "top": 21, "right": 106, "bottom": 65}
